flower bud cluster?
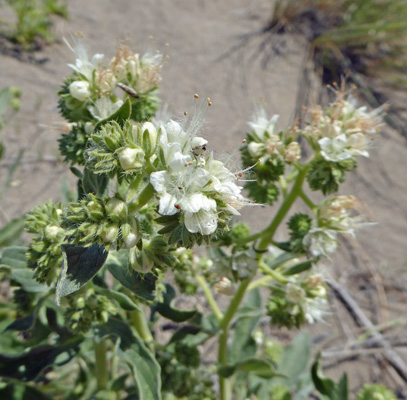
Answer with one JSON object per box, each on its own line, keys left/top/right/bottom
{"left": 64, "top": 288, "right": 117, "bottom": 333}
{"left": 25, "top": 201, "right": 65, "bottom": 285}
{"left": 356, "top": 384, "right": 397, "bottom": 400}
{"left": 63, "top": 193, "right": 140, "bottom": 250}
{"left": 86, "top": 120, "right": 157, "bottom": 178}
{"left": 241, "top": 109, "right": 301, "bottom": 205}
{"left": 151, "top": 118, "right": 251, "bottom": 238}
{"left": 172, "top": 248, "right": 213, "bottom": 295}
{"left": 267, "top": 273, "right": 328, "bottom": 328}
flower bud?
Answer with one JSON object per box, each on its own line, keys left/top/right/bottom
{"left": 141, "top": 122, "right": 157, "bottom": 156}
{"left": 69, "top": 81, "right": 91, "bottom": 102}
{"left": 129, "top": 246, "right": 154, "bottom": 273}
{"left": 214, "top": 277, "right": 235, "bottom": 296}
{"left": 284, "top": 141, "right": 301, "bottom": 162}
{"left": 106, "top": 198, "right": 127, "bottom": 221}
{"left": 45, "top": 225, "right": 64, "bottom": 241}
{"left": 118, "top": 147, "right": 144, "bottom": 171}
{"left": 101, "top": 224, "right": 119, "bottom": 244}
{"left": 286, "top": 283, "right": 306, "bottom": 304}
{"left": 248, "top": 142, "right": 265, "bottom": 158}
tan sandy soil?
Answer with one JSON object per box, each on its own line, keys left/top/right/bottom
{"left": 1, "top": 0, "right": 407, "bottom": 396}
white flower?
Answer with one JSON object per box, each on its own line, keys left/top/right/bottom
{"left": 304, "top": 297, "right": 328, "bottom": 324}
{"left": 69, "top": 81, "right": 91, "bottom": 102}
{"left": 152, "top": 113, "right": 251, "bottom": 235}
{"left": 318, "top": 134, "right": 352, "bottom": 162}
{"left": 347, "top": 133, "right": 370, "bottom": 157}
{"left": 318, "top": 195, "right": 373, "bottom": 236}
{"left": 88, "top": 98, "right": 123, "bottom": 121}
{"left": 248, "top": 108, "right": 279, "bottom": 142}
{"left": 65, "top": 38, "right": 104, "bottom": 81}
{"left": 303, "top": 228, "right": 338, "bottom": 258}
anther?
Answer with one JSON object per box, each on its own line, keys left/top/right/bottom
{"left": 194, "top": 94, "right": 199, "bottom": 99}
{"left": 184, "top": 111, "right": 188, "bottom": 116}
{"left": 207, "top": 97, "right": 212, "bottom": 106}
{"left": 242, "top": 139, "right": 247, "bottom": 144}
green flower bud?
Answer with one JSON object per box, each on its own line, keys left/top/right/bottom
{"left": 122, "top": 223, "right": 140, "bottom": 249}
{"left": 118, "top": 147, "right": 145, "bottom": 170}
{"left": 45, "top": 225, "right": 64, "bottom": 240}
{"left": 87, "top": 200, "right": 105, "bottom": 220}
{"left": 140, "top": 122, "right": 157, "bottom": 157}
{"left": 129, "top": 246, "right": 154, "bottom": 273}
{"left": 106, "top": 197, "right": 127, "bottom": 221}
{"left": 101, "top": 223, "right": 119, "bottom": 244}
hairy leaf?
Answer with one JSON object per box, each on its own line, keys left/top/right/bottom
{"left": 55, "top": 244, "right": 108, "bottom": 305}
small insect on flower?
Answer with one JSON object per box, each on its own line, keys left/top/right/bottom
{"left": 192, "top": 144, "right": 207, "bottom": 158}
{"left": 117, "top": 82, "right": 139, "bottom": 98}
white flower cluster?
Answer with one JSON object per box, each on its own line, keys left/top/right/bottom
{"left": 303, "top": 195, "right": 372, "bottom": 257}
{"left": 304, "top": 92, "right": 384, "bottom": 162}
{"left": 247, "top": 108, "right": 301, "bottom": 162}
{"left": 150, "top": 119, "right": 250, "bottom": 235}
{"left": 65, "top": 39, "right": 162, "bottom": 111}
{"left": 285, "top": 274, "right": 328, "bottom": 324}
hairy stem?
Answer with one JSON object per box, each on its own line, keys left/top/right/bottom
{"left": 94, "top": 338, "right": 109, "bottom": 391}
{"left": 128, "top": 182, "right": 155, "bottom": 213}
{"left": 257, "top": 165, "right": 309, "bottom": 252}
{"left": 131, "top": 308, "right": 153, "bottom": 343}
{"left": 195, "top": 275, "right": 223, "bottom": 320}
{"left": 218, "top": 278, "right": 252, "bottom": 400}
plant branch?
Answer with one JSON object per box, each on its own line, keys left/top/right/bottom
{"left": 195, "top": 275, "right": 223, "bottom": 320}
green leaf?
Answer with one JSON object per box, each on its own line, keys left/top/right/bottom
{"left": 229, "top": 288, "right": 263, "bottom": 364}
{"left": 94, "top": 98, "right": 132, "bottom": 131}
{"left": 5, "top": 314, "right": 35, "bottom": 332}
{"left": 218, "top": 357, "right": 277, "bottom": 379}
{"left": 80, "top": 167, "right": 108, "bottom": 197}
{"left": 0, "top": 246, "right": 47, "bottom": 292}
{"left": 284, "top": 260, "right": 313, "bottom": 275}
{"left": 0, "top": 216, "right": 25, "bottom": 247}
{"left": 95, "top": 317, "right": 161, "bottom": 400}
{"left": 154, "top": 283, "right": 196, "bottom": 322}
{"left": 311, "top": 356, "right": 348, "bottom": 399}
{"left": 0, "top": 338, "right": 82, "bottom": 381}
{"left": 106, "top": 250, "right": 156, "bottom": 301}
{"left": 55, "top": 244, "right": 108, "bottom": 305}
{"left": 278, "top": 332, "right": 311, "bottom": 387}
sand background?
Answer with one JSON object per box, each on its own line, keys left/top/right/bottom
{"left": 1, "top": 0, "right": 407, "bottom": 395}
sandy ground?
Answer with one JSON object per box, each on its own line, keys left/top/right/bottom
{"left": 1, "top": 0, "right": 407, "bottom": 395}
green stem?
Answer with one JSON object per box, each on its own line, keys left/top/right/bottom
{"left": 299, "top": 190, "right": 317, "bottom": 213}
{"left": 128, "top": 182, "right": 155, "bottom": 213}
{"left": 258, "top": 261, "right": 288, "bottom": 284}
{"left": 279, "top": 175, "right": 287, "bottom": 197}
{"left": 94, "top": 339, "right": 108, "bottom": 391}
{"left": 131, "top": 308, "right": 153, "bottom": 343}
{"left": 218, "top": 278, "right": 252, "bottom": 400}
{"left": 257, "top": 165, "right": 309, "bottom": 252}
{"left": 195, "top": 275, "right": 223, "bottom": 320}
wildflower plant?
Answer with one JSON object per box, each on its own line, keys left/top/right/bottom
{"left": 0, "top": 40, "right": 397, "bottom": 400}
